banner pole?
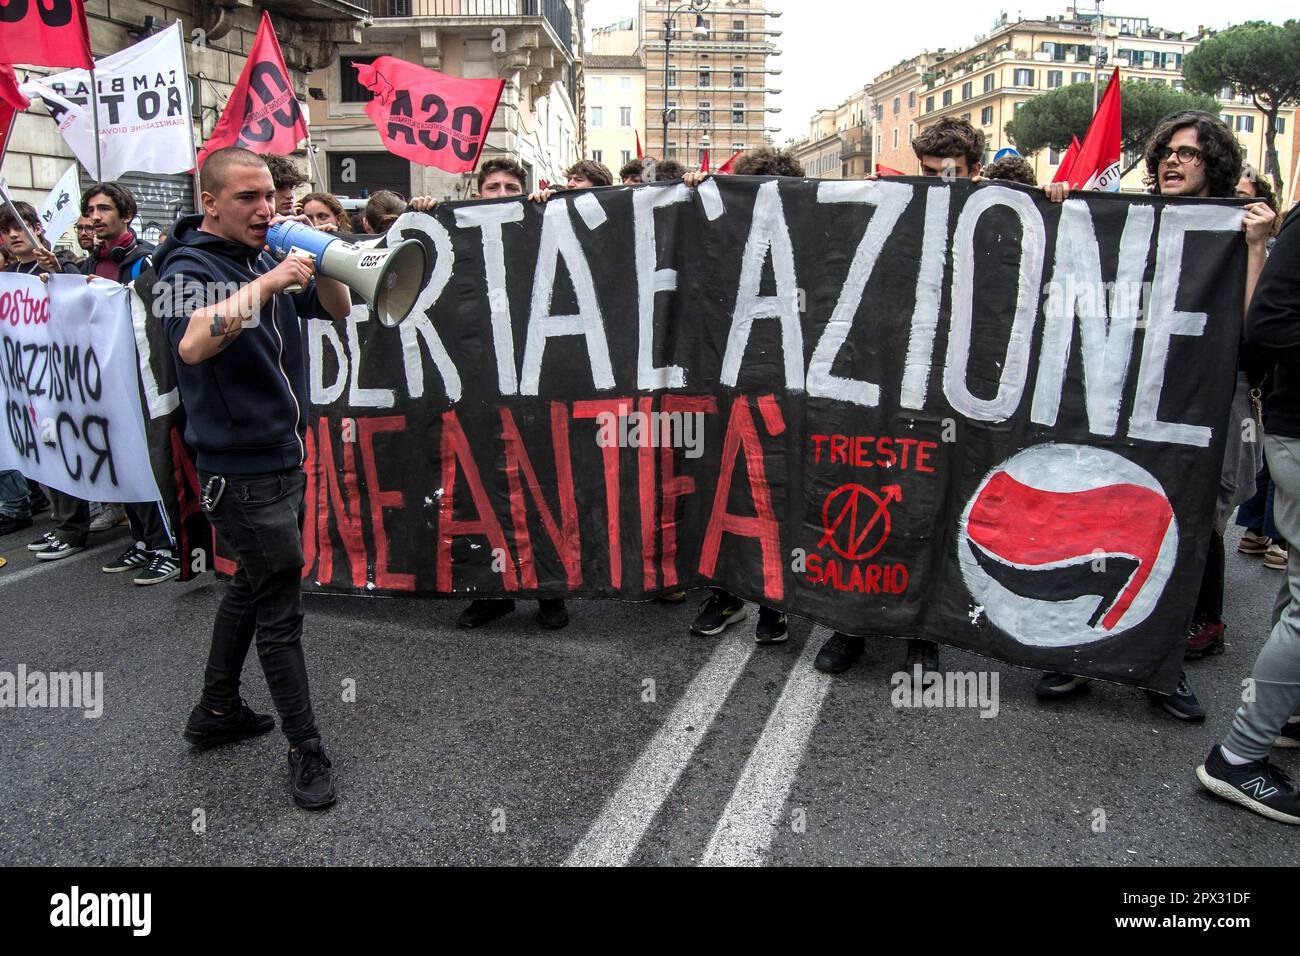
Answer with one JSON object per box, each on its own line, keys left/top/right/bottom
{"left": 305, "top": 135, "right": 327, "bottom": 191}
{"left": 88, "top": 65, "right": 103, "bottom": 181}
{"left": 0, "top": 177, "right": 42, "bottom": 251}
{"left": 175, "top": 19, "right": 203, "bottom": 213}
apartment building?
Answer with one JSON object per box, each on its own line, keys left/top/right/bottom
{"left": 585, "top": 54, "right": 645, "bottom": 174}
{"left": 308, "top": 0, "right": 581, "bottom": 200}
{"left": 790, "top": 87, "right": 871, "bottom": 179}
{"left": 870, "top": 53, "right": 949, "bottom": 175}
{"left": 641, "top": 0, "right": 782, "bottom": 168}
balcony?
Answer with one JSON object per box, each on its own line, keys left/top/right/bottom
{"left": 364, "top": 0, "right": 573, "bottom": 56}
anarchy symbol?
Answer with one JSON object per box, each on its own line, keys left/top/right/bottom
{"left": 818, "top": 483, "right": 902, "bottom": 561}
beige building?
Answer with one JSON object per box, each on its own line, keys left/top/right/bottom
{"left": 308, "top": 0, "right": 582, "bottom": 201}
{"left": 585, "top": 52, "right": 645, "bottom": 176}
{"left": 871, "top": 53, "right": 949, "bottom": 176}
{"left": 641, "top": 0, "right": 782, "bottom": 168}
{"left": 917, "top": 10, "right": 1298, "bottom": 191}
{"left": 1, "top": 0, "right": 366, "bottom": 242}
{"left": 790, "top": 87, "right": 871, "bottom": 179}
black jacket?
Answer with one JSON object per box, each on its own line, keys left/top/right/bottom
{"left": 153, "top": 214, "right": 322, "bottom": 475}
{"left": 81, "top": 231, "right": 155, "bottom": 283}
{"left": 4, "top": 252, "right": 82, "bottom": 276}
{"left": 1246, "top": 207, "right": 1300, "bottom": 439}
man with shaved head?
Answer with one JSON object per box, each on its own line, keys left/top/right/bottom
{"left": 153, "top": 146, "right": 351, "bottom": 810}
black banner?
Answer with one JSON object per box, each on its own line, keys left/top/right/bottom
{"left": 139, "top": 177, "right": 1247, "bottom": 691}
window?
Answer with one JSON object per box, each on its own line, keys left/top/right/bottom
{"left": 984, "top": 73, "right": 995, "bottom": 93}
{"left": 1013, "top": 68, "right": 1035, "bottom": 87}
{"left": 1049, "top": 147, "right": 1061, "bottom": 165}
{"left": 620, "top": 106, "right": 632, "bottom": 128}
{"left": 1072, "top": 71, "right": 1089, "bottom": 84}
{"left": 892, "top": 128, "right": 899, "bottom": 149}
{"left": 619, "top": 76, "right": 631, "bottom": 92}
{"left": 591, "top": 106, "right": 603, "bottom": 128}
{"left": 667, "top": 141, "right": 677, "bottom": 159}
{"left": 732, "top": 102, "right": 745, "bottom": 124}
{"left": 731, "top": 18, "right": 745, "bottom": 41}
{"left": 667, "top": 68, "right": 677, "bottom": 87}
{"left": 1047, "top": 70, "right": 1063, "bottom": 88}
{"left": 908, "top": 122, "right": 914, "bottom": 141}
{"left": 942, "top": 89, "right": 952, "bottom": 107}
{"left": 981, "top": 106, "right": 993, "bottom": 125}
{"left": 699, "top": 68, "right": 711, "bottom": 87}
{"left": 908, "top": 90, "right": 916, "bottom": 109}
{"left": 733, "top": 70, "right": 744, "bottom": 87}
{"left": 592, "top": 150, "right": 602, "bottom": 164}
{"left": 621, "top": 150, "right": 631, "bottom": 166}
{"left": 961, "top": 81, "right": 972, "bottom": 100}
{"left": 590, "top": 76, "right": 603, "bottom": 92}
{"left": 1238, "top": 115, "right": 1255, "bottom": 133}
{"left": 925, "top": 95, "right": 934, "bottom": 113}
{"left": 876, "top": 133, "right": 881, "bottom": 154}
{"left": 699, "top": 104, "right": 711, "bottom": 125}
{"left": 340, "top": 55, "right": 379, "bottom": 102}
{"left": 893, "top": 96, "right": 900, "bottom": 115}
{"left": 1276, "top": 116, "right": 1287, "bottom": 134}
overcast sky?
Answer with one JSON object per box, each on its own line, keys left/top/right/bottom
{"left": 582, "top": 0, "right": 1296, "bottom": 144}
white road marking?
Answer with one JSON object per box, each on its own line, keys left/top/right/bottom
{"left": 565, "top": 630, "right": 755, "bottom": 867}
{"left": 0, "top": 538, "right": 126, "bottom": 589}
{"left": 700, "top": 627, "right": 833, "bottom": 866}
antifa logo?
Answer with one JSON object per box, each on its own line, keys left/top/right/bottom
{"left": 387, "top": 89, "right": 485, "bottom": 161}
{"left": 957, "top": 444, "right": 1178, "bottom": 647}
{"left": 0, "top": 0, "right": 74, "bottom": 27}
{"left": 235, "top": 61, "right": 302, "bottom": 146}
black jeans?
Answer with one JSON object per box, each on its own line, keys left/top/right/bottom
{"left": 197, "top": 467, "right": 319, "bottom": 747}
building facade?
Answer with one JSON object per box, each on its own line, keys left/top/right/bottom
{"left": 870, "top": 53, "right": 948, "bottom": 176}
{"left": 1, "top": 0, "right": 367, "bottom": 241}
{"left": 641, "top": 0, "right": 782, "bottom": 168}
{"left": 585, "top": 53, "right": 645, "bottom": 175}
{"left": 308, "top": 0, "right": 581, "bottom": 201}
{"left": 790, "top": 87, "right": 871, "bottom": 179}
{"left": 916, "top": 10, "right": 1298, "bottom": 191}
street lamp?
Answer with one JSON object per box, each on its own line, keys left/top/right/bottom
{"left": 662, "top": 0, "right": 711, "bottom": 158}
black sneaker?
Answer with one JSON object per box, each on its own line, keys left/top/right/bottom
{"left": 28, "top": 488, "right": 50, "bottom": 515}
{"left": 690, "top": 591, "right": 747, "bottom": 636}
{"left": 102, "top": 543, "right": 150, "bottom": 574}
{"left": 457, "top": 598, "right": 516, "bottom": 628}
{"left": 903, "top": 639, "right": 939, "bottom": 672}
{"left": 27, "top": 531, "right": 58, "bottom": 552}
{"left": 133, "top": 551, "right": 180, "bottom": 586}
{"left": 1147, "top": 670, "right": 1206, "bottom": 722}
{"left": 814, "top": 631, "right": 865, "bottom": 674}
{"left": 0, "top": 514, "right": 33, "bottom": 535}
{"left": 184, "top": 699, "right": 275, "bottom": 749}
{"left": 289, "top": 738, "right": 337, "bottom": 810}
{"left": 1197, "top": 746, "right": 1300, "bottom": 825}
{"left": 1275, "top": 722, "right": 1300, "bottom": 750}
{"left": 35, "top": 538, "right": 85, "bottom": 561}
{"left": 537, "top": 598, "right": 569, "bottom": 630}
{"left": 1036, "top": 672, "right": 1093, "bottom": 699}
{"left": 755, "top": 607, "right": 788, "bottom": 644}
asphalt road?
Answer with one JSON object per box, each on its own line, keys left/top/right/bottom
{"left": 1, "top": 515, "right": 1297, "bottom": 866}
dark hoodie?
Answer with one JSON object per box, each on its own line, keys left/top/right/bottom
{"left": 152, "top": 213, "right": 322, "bottom": 475}
{"left": 80, "top": 229, "right": 154, "bottom": 283}
{"left": 1247, "top": 207, "right": 1300, "bottom": 439}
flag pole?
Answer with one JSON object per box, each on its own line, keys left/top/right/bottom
{"left": 0, "top": 177, "right": 42, "bottom": 251}
{"left": 305, "top": 135, "right": 327, "bottom": 191}
{"left": 88, "top": 66, "right": 103, "bottom": 182}
{"left": 175, "top": 19, "right": 203, "bottom": 212}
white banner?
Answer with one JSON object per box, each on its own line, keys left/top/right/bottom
{"left": 0, "top": 274, "right": 162, "bottom": 503}
{"left": 38, "top": 163, "right": 81, "bottom": 246}
{"left": 20, "top": 22, "right": 194, "bottom": 182}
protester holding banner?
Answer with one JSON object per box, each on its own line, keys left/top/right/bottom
{"left": 409, "top": 157, "right": 530, "bottom": 213}
{"left": 620, "top": 158, "right": 646, "bottom": 185}
{"left": 154, "top": 146, "right": 351, "bottom": 810}
{"left": 981, "top": 155, "right": 1038, "bottom": 186}
{"left": 1198, "top": 174, "right": 1300, "bottom": 825}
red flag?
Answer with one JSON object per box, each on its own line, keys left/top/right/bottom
{"left": 635, "top": 130, "right": 643, "bottom": 159}
{"left": 0, "top": 0, "right": 92, "bottom": 69}
{"left": 700, "top": 148, "right": 710, "bottom": 173}
{"left": 717, "top": 149, "right": 745, "bottom": 174}
{"left": 197, "top": 12, "right": 309, "bottom": 166}
{"left": 875, "top": 163, "right": 906, "bottom": 176}
{"left": 354, "top": 56, "right": 504, "bottom": 174}
{"left": 0, "top": 65, "right": 28, "bottom": 163}
{"left": 1052, "top": 135, "right": 1083, "bottom": 184}
{"left": 1067, "top": 69, "right": 1122, "bottom": 191}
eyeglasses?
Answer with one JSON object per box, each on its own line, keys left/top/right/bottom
{"left": 1158, "top": 145, "right": 1204, "bottom": 165}
{"left": 75, "top": 225, "right": 96, "bottom": 233}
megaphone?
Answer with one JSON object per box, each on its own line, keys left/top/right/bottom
{"left": 266, "top": 220, "right": 428, "bottom": 327}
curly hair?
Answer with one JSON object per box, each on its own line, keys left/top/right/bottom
{"left": 477, "top": 157, "right": 527, "bottom": 193}
{"left": 565, "top": 159, "right": 614, "bottom": 187}
{"left": 732, "top": 146, "right": 804, "bottom": 177}
{"left": 651, "top": 158, "right": 686, "bottom": 182}
{"left": 618, "top": 157, "right": 644, "bottom": 181}
{"left": 1142, "top": 111, "right": 1242, "bottom": 199}
{"left": 911, "top": 118, "right": 985, "bottom": 168}
{"left": 80, "top": 181, "right": 138, "bottom": 221}
{"left": 982, "top": 155, "right": 1037, "bottom": 186}
{"left": 262, "top": 153, "right": 309, "bottom": 190}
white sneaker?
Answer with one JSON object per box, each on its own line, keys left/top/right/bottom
{"left": 1264, "top": 542, "right": 1288, "bottom": 571}
{"left": 89, "top": 504, "right": 127, "bottom": 533}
